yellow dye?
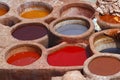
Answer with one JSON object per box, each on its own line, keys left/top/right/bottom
{"left": 21, "top": 10, "right": 50, "bottom": 19}
{"left": 0, "top": 8, "right": 8, "bottom": 16}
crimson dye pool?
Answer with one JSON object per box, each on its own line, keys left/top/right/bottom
{"left": 7, "top": 51, "right": 40, "bottom": 66}
{"left": 47, "top": 46, "right": 88, "bottom": 66}
{"left": 12, "top": 24, "right": 48, "bottom": 40}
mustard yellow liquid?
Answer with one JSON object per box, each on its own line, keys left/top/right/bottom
{"left": 0, "top": 8, "right": 8, "bottom": 16}
{"left": 21, "top": 10, "right": 50, "bottom": 19}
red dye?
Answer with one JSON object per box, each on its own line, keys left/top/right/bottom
{"left": 48, "top": 46, "right": 87, "bottom": 66}
{"left": 7, "top": 51, "right": 40, "bottom": 66}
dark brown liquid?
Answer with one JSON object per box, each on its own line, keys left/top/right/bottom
{"left": 88, "top": 57, "right": 120, "bottom": 76}
{"left": 12, "top": 24, "right": 48, "bottom": 40}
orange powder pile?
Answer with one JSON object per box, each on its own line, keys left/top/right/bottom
{"left": 21, "top": 9, "right": 50, "bottom": 19}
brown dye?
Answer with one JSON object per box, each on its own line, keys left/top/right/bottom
{"left": 61, "top": 7, "right": 94, "bottom": 18}
{"left": 88, "top": 57, "right": 120, "bottom": 76}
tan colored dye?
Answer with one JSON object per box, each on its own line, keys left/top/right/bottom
{"left": 88, "top": 57, "right": 120, "bottom": 76}
{"left": 20, "top": 9, "right": 50, "bottom": 19}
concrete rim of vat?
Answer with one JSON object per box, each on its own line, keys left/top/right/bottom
{"left": 0, "top": 2, "right": 10, "bottom": 17}
{"left": 59, "top": 2, "right": 96, "bottom": 19}
{"left": 0, "top": 41, "right": 48, "bottom": 67}
{"left": 89, "top": 29, "right": 120, "bottom": 55}
{"left": 17, "top": 1, "right": 53, "bottom": 20}
{"left": 0, "top": 16, "right": 21, "bottom": 27}
{"left": 83, "top": 54, "right": 120, "bottom": 79}
{"left": 49, "top": 16, "right": 94, "bottom": 42}
{"left": 10, "top": 21, "right": 49, "bottom": 47}
{"left": 96, "top": 12, "right": 120, "bottom": 30}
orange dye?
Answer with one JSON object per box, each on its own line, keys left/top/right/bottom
{"left": 0, "top": 8, "right": 8, "bottom": 16}
{"left": 100, "top": 14, "right": 120, "bottom": 24}
{"left": 7, "top": 51, "right": 40, "bottom": 66}
{"left": 21, "top": 10, "right": 50, "bottom": 19}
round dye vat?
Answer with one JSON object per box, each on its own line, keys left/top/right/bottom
{"left": 61, "top": 7, "right": 94, "bottom": 18}
{"left": 88, "top": 56, "right": 120, "bottom": 76}
{"left": 7, "top": 51, "right": 40, "bottom": 66}
{"left": 0, "top": 8, "right": 8, "bottom": 16}
{"left": 56, "top": 24, "right": 88, "bottom": 35}
{"left": 100, "top": 14, "right": 120, "bottom": 24}
{"left": 100, "top": 48, "right": 120, "bottom": 54}
{"left": 47, "top": 46, "right": 88, "bottom": 66}
{"left": 0, "top": 3, "right": 9, "bottom": 16}
{"left": 21, "top": 9, "right": 50, "bottom": 19}
{"left": 18, "top": 2, "right": 53, "bottom": 19}
{"left": 12, "top": 23, "right": 48, "bottom": 40}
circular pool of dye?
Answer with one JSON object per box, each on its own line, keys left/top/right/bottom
{"left": 6, "top": 43, "right": 42, "bottom": 66}
{"left": 12, "top": 23, "right": 48, "bottom": 40}
{"left": 100, "top": 48, "right": 120, "bottom": 54}
{"left": 0, "top": 3, "right": 9, "bottom": 16}
{"left": 47, "top": 46, "right": 88, "bottom": 66}
{"left": 99, "top": 14, "right": 120, "bottom": 24}
{"left": 90, "top": 31, "right": 120, "bottom": 55}
{"left": 7, "top": 51, "right": 41, "bottom": 66}
{"left": 20, "top": 9, "right": 50, "bottom": 19}
{"left": 18, "top": 2, "right": 53, "bottom": 19}
{"left": 60, "top": 3, "right": 95, "bottom": 18}
{"left": 56, "top": 23, "right": 88, "bottom": 35}
{"left": 88, "top": 56, "right": 120, "bottom": 76}
{"left": 54, "top": 19, "right": 89, "bottom": 36}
